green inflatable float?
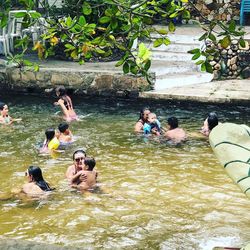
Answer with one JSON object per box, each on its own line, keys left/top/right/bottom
{"left": 209, "top": 122, "right": 250, "bottom": 199}
{"left": 210, "top": 123, "right": 250, "bottom": 250}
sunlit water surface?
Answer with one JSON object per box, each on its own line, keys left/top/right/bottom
{"left": 0, "top": 95, "right": 249, "bottom": 249}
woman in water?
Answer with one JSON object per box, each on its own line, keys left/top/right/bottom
{"left": 0, "top": 102, "right": 21, "bottom": 125}
{"left": 22, "top": 166, "right": 53, "bottom": 196}
{"left": 201, "top": 112, "right": 219, "bottom": 137}
{"left": 54, "top": 86, "right": 78, "bottom": 122}
{"left": 134, "top": 107, "right": 151, "bottom": 133}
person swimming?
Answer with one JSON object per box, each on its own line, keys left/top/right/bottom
{"left": 58, "top": 122, "right": 73, "bottom": 143}
{"left": 164, "top": 116, "right": 187, "bottom": 143}
{"left": 22, "top": 166, "right": 53, "bottom": 196}
{"left": 134, "top": 107, "right": 151, "bottom": 133}
{"left": 54, "top": 86, "right": 79, "bottom": 122}
{"left": 0, "top": 102, "right": 21, "bottom": 125}
{"left": 40, "top": 128, "right": 60, "bottom": 152}
{"left": 201, "top": 112, "right": 219, "bottom": 137}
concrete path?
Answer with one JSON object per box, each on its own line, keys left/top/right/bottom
{"left": 140, "top": 79, "right": 250, "bottom": 103}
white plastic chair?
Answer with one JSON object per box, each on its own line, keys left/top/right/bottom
{"left": 0, "top": 27, "right": 10, "bottom": 56}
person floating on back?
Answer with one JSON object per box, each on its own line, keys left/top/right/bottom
{"left": 0, "top": 102, "right": 22, "bottom": 125}
{"left": 54, "top": 86, "right": 79, "bottom": 122}
{"left": 143, "top": 112, "right": 161, "bottom": 136}
{"left": 164, "top": 116, "right": 187, "bottom": 143}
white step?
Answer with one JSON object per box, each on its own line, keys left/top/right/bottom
{"left": 152, "top": 51, "right": 193, "bottom": 61}
{"left": 151, "top": 60, "right": 199, "bottom": 75}
{"left": 154, "top": 72, "right": 214, "bottom": 90}
{"left": 151, "top": 33, "right": 201, "bottom": 44}
{"left": 147, "top": 42, "right": 200, "bottom": 53}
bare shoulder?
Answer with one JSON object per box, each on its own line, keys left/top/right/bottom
{"left": 22, "top": 183, "right": 44, "bottom": 195}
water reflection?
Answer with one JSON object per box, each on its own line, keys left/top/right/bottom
{"left": 0, "top": 95, "right": 249, "bottom": 249}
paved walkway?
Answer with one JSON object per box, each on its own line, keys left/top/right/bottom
{"left": 140, "top": 79, "right": 250, "bottom": 103}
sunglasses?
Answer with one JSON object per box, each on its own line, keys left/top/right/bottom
{"left": 75, "top": 157, "right": 84, "bottom": 162}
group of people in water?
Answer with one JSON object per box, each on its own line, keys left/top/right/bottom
{"left": 134, "top": 107, "right": 219, "bottom": 143}
{"left": 0, "top": 86, "right": 220, "bottom": 197}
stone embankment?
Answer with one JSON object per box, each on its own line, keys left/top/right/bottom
{"left": 0, "top": 60, "right": 152, "bottom": 98}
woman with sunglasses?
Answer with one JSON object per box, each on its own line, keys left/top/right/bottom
{"left": 65, "top": 149, "right": 87, "bottom": 186}
{"left": 22, "top": 166, "right": 53, "bottom": 196}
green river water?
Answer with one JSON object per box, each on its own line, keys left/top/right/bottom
{"left": 0, "top": 95, "right": 249, "bottom": 249}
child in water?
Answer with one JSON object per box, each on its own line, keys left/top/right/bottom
{"left": 54, "top": 86, "right": 79, "bottom": 122}
{"left": 40, "top": 128, "right": 60, "bottom": 153}
{"left": 0, "top": 102, "right": 21, "bottom": 125}
{"left": 143, "top": 113, "right": 161, "bottom": 136}
{"left": 73, "top": 157, "right": 98, "bottom": 191}
{"left": 58, "top": 122, "right": 73, "bottom": 143}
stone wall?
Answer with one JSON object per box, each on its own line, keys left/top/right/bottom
{"left": 0, "top": 65, "right": 153, "bottom": 98}
{"left": 190, "top": 0, "right": 240, "bottom": 22}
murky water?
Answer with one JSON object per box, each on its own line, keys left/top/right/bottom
{"left": 0, "top": 95, "right": 249, "bottom": 249}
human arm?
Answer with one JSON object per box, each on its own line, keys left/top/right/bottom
{"left": 65, "top": 166, "right": 87, "bottom": 185}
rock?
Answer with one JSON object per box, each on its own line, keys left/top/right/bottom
{"left": 232, "top": 64, "right": 238, "bottom": 71}
{"left": 214, "top": 63, "right": 221, "bottom": 70}
{"left": 228, "top": 49, "right": 233, "bottom": 55}
{"left": 210, "top": 60, "right": 217, "bottom": 66}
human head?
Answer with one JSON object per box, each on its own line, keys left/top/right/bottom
{"left": 73, "top": 149, "right": 87, "bottom": 169}
{"left": 167, "top": 116, "right": 178, "bottom": 129}
{"left": 83, "top": 157, "right": 96, "bottom": 171}
{"left": 147, "top": 112, "right": 157, "bottom": 124}
{"left": 55, "top": 85, "right": 66, "bottom": 97}
{"left": 58, "top": 122, "right": 69, "bottom": 134}
{"left": 139, "top": 107, "right": 151, "bottom": 122}
{"left": 0, "top": 102, "right": 8, "bottom": 115}
{"left": 207, "top": 112, "right": 218, "bottom": 131}
{"left": 26, "top": 166, "right": 44, "bottom": 183}
{"left": 45, "top": 128, "right": 55, "bottom": 141}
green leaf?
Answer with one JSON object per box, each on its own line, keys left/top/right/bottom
{"left": 14, "top": 12, "right": 27, "bottom": 18}
{"left": 163, "top": 38, "right": 171, "bottom": 46}
{"left": 34, "top": 64, "right": 39, "bottom": 72}
{"left": 95, "top": 48, "right": 105, "bottom": 54}
{"left": 220, "top": 36, "right": 231, "bottom": 49}
{"left": 201, "top": 63, "right": 206, "bottom": 72}
{"left": 23, "top": 60, "right": 33, "bottom": 66}
{"left": 205, "top": 61, "right": 213, "bottom": 73}
{"left": 239, "top": 38, "right": 246, "bottom": 48}
{"left": 144, "top": 60, "right": 151, "bottom": 71}
{"left": 30, "top": 12, "right": 41, "bottom": 19}
{"left": 0, "top": 14, "right": 8, "bottom": 28}
{"left": 130, "top": 66, "right": 138, "bottom": 75}
{"left": 99, "top": 16, "right": 111, "bottom": 24}
{"left": 169, "top": 12, "right": 179, "bottom": 18}
{"left": 78, "top": 16, "right": 86, "bottom": 26}
{"left": 228, "top": 20, "right": 236, "bottom": 32}
{"left": 66, "top": 16, "right": 72, "bottom": 27}
{"left": 199, "top": 32, "right": 208, "bottom": 41}
{"left": 115, "top": 59, "right": 124, "bottom": 67}
{"left": 195, "top": 60, "right": 204, "bottom": 65}
{"left": 188, "top": 48, "right": 200, "bottom": 54}
{"left": 208, "top": 33, "right": 216, "bottom": 42}
{"left": 192, "top": 52, "right": 201, "bottom": 60}
{"left": 82, "top": 2, "right": 92, "bottom": 15}
{"left": 168, "top": 21, "right": 175, "bottom": 32}
{"left": 157, "top": 29, "right": 168, "bottom": 35}
{"left": 153, "top": 38, "right": 163, "bottom": 48}
{"left": 111, "top": 19, "right": 118, "bottom": 29}
{"left": 182, "top": 10, "right": 190, "bottom": 19}
{"left": 123, "top": 62, "right": 129, "bottom": 74}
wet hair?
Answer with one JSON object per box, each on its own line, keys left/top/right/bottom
{"left": 55, "top": 86, "right": 66, "bottom": 97}
{"left": 207, "top": 112, "right": 218, "bottom": 131}
{"left": 167, "top": 116, "right": 178, "bottom": 129}
{"left": 28, "top": 166, "right": 53, "bottom": 191}
{"left": 43, "top": 128, "right": 55, "bottom": 148}
{"left": 73, "top": 149, "right": 86, "bottom": 160}
{"left": 84, "top": 157, "right": 96, "bottom": 171}
{"left": 0, "top": 102, "right": 6, "bottom": 111}
{"left": 138, "top": 107, "right": 150, "bottom": 122}
{"left": 58, "top": 123, "right": 69, "bottom": 133}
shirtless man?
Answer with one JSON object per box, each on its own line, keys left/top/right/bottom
{"left": 65, "top": 149, "right": 87, "bottom": 186}
{"left": 164, "top": 116, "right": 187, "bottom": 143}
